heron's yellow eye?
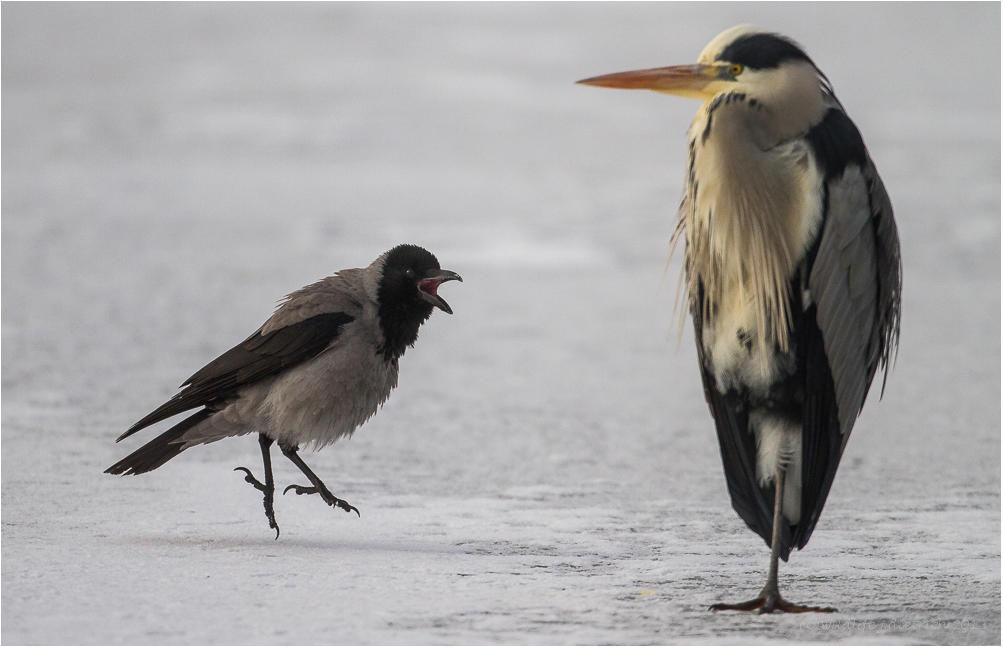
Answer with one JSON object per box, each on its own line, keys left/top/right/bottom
{"left": 729, "top": 64, "right": 743, "bottom": 76}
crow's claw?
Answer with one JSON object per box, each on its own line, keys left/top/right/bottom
{"left": 283, "top": 483, "right": 360, "bottom": 517}
{"left": 267, "top": 516, "right": 280, "bottom": 540}
{"left": 235, "top": 466, "right": 267, "bottom": 492}
{"left": 235, "top": 466, "right": 280, "bottom": 539}
{"left": 339, "top": 500, "right": 361, "bottom": 517}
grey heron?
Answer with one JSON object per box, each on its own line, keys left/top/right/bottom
{"left": 578, "top": 25, "right": 901, "bottom": 613}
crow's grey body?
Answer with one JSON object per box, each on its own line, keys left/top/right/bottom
{"left": 173, "top": 269, "right": 397, "bottom": 452}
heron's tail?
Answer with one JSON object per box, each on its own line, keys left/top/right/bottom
{"left": 105, "top": 409, "right": 212, "bottom": 476}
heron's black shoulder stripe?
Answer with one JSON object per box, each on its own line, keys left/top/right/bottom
{"left": 804, "top": 108, "right": 869, "bottom": 180}
{"left": 687, "top": 138, "right": 697, "bottom": 182}
{"left": 702, "top": 92, "right": 753, "bottom": 143}
{"left": 717, "top": 33, "right": 813, "bottom": 70}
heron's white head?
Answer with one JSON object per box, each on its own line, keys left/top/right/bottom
{"left": 577, "top": 25, "right": 823, "bottom": 107}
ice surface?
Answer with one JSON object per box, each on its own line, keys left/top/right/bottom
{"left": 2, "top": 3, "right": 999, "bottom": 644}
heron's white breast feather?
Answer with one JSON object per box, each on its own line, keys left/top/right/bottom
{"left": 678, "top": 93, "right": 824, "bottom": 365}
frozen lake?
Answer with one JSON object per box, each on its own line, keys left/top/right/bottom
{"left": 3, "top": 3, "right": 999, "bottom": 644}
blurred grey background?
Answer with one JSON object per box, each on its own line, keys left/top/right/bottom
{"left": 3, "top": 3, "right": 999, "bottom": 644}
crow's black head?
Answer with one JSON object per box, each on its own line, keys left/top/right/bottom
{"left": 376, "top": 244, "right": 461, "bottom": 362}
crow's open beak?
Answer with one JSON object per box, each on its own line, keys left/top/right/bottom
{"left": 419, "top": 269, "right": 462, "bottom": 314}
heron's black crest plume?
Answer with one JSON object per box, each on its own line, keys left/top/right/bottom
{"left": 718, "top": 33, "right": 813, "bottom": 70}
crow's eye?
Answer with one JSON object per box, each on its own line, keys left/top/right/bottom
{"left": 405, "top": 268, "right": 415, "bottom": 279}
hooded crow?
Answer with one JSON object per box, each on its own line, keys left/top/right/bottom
{"left": 107, "top": 244, "right": 461, "bottom": 537}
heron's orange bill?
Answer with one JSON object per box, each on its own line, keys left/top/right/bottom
{"left": 576, "top": 64, "right": 718, "bottom": 97}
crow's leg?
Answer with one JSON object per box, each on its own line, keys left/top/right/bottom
{"left": 280, "top": 443, "right": 360, "bottom": 517}
{"left": 234, "top": 433, "right": 280, "bottom": 538}
{"left": 710, "top": 464, "right": 836, "bottom": 614}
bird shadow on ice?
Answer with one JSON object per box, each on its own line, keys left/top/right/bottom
{"left": 116, "top": 533, "right": 469, "bottom": 555}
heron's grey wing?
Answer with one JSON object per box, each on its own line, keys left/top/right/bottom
{"left": 864, "top": 161, "right": 903, "bottom": 396}
{"left": 794, "top": 160, "right": 901, "bottom": 548}
{"left": 120, "top": 310, "right": 355, "bottom": 441}
{"left": 792, "top": 292, "right": 842, "bottom": 550}
{"left": 809, "top": 162, "right": 901, "bottom": 435}
{"left": 692, "top": 284, "right": 782, "bottom": 556}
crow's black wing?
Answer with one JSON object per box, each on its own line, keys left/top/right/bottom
{"left": 119, "top": 311, "right": 354, "bottom": 441}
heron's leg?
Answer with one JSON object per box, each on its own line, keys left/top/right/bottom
{"left": 710, "top": 464, "right": 836, "bottom": 614}
{"left": 758, "top": 465, "right": 793, "bottom": 612}
{"left": 280, "top": 443, "right": 360, "bottom": 517}
{"left": 234, "top": 433, "right": 280, "bottom": 539}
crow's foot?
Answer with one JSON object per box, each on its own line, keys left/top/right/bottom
{"left": 283, "top": 483, "right": 360, "bottom": 516}
{"left": 235, "top": 467, "right": 280, "bottom": 539}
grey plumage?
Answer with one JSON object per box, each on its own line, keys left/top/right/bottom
{"left": 579, "top": 25, "right": 901, "bottom": 612}
{"left": 107, "top": 244, "right": 461, "bottom": 536}
{"left": 810, "top": 161, "right": 901, "bottom": 439}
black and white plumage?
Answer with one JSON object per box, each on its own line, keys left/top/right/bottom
{"left": 107, "top": 244, "right": 461, "bottom": 537}
{"left": 579, "top": 25, "right": 901, "bottom": 612}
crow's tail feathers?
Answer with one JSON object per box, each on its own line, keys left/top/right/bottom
{"left": 105, "top": 409, "right": 212, "bottom": 476}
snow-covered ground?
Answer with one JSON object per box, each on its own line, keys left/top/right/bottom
{"left": 3, "top": 4, "right": 999, "bottom": 644}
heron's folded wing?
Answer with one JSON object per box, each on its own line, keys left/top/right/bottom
{"left": 864, "top": 160, "right": 903, "bottom": 398}
{"left": 793, "top": 298, "right": 842, "bottom": 549}
{"left": 808, "top": 165, "right": 876, "bottom": 436}
{"left": 796, "top": 160, "right": 901, "bottom": 547}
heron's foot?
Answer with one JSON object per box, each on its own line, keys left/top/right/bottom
{"left": 283, "top": 483, "right": 360, "bottom": 517}
{"left": 234, "top": 467, "right": 280, "bottom": 539}
{"left": 710, "top": 591, "right": 836, "bottom": 614}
